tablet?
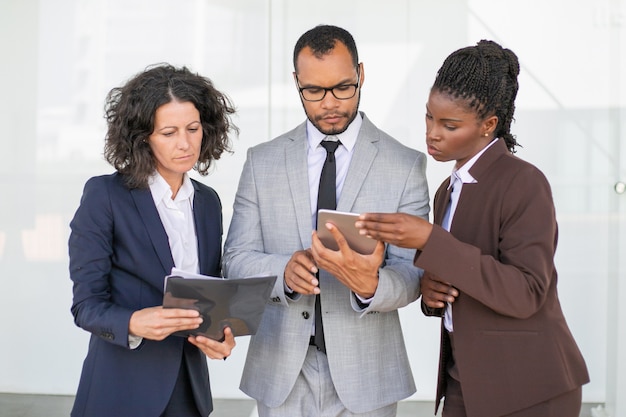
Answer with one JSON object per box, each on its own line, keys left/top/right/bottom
{"left": 316, "top": 209, "right": 377, "bottom": 255}
{"left": 163, "top": 273, "right": 277, "bottom": 341}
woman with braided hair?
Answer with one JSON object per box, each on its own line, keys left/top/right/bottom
{"left": 356, "top": 40, "right": 589, "bottom": 416}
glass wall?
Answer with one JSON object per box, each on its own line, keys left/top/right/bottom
{"left": 1, "top": 0, "right": 624, "bottom": 413}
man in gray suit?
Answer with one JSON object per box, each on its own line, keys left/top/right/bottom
{"left": 223, "top": 24, "right": 430, "bottom": 417}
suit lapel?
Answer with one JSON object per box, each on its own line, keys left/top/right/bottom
{"left": 337, "top": 115, "right": 378, "bottom": 212}
{"left": 130, "top": 187, "right": 174, "bottom": 274}
{"left": 193, "top": 182, "right": 208, "bottom": 273}
{"left": 192, "top": 180, "right": 221, "bottom": 275}
{"left": 435, "top": 139, "right": 507, "bottom": 226}
{"left": 285, "top": 126, "right": 314, "bottom": 248}
{"left": 433, "top": 179, "right": 452, "bottom": 226}
{"left": 468, "top": 138, "right": 508, "bottom": 180}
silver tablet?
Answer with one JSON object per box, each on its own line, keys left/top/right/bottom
{"left": 316, "top": 209, "right": 378, "bottom": 255}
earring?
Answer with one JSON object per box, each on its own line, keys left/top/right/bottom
{"left": 484, "top": 133, "right": 489, "bottom": 137}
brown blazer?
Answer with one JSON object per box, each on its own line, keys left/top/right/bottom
{"left": 415, "top": 139, "right": 589, "bottom": 417}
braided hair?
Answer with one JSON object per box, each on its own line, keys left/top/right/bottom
{"left": 432, "top": 40, "right": 520, "bottom": 152}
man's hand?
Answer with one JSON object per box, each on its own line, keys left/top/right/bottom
{"left": 284, "top": 249, "right": 320, "bottom": 295}
{"left": 311, "top": 221, "right": 385, "bottom": 299}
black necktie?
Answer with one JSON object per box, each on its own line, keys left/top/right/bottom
{"left": 314, "top": 139, "right": 340, "bottom": 354}
{"left": 317, "top": 140, "right": 340, "bottom": 211}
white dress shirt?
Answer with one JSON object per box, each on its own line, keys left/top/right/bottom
{"left": 306, "top": 113, "right": 362, "bottom": 226}
{"left": 149, "top": 172, "right": 199, "bottom": 274}
{"left": 129, "top": 171, "right": 199, "bottom": 348}
{"left": 295, "top": 114, "right": 366, "bottom": 334}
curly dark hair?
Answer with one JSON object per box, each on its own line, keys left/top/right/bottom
{"left": 103, "top": 63, "right": 238, "bottom": 188}
{"left": 432, "top": 40, "right": 520, "bottom": 152}
{"left": 293, "top": 24, "right": 359, "bottom": 72}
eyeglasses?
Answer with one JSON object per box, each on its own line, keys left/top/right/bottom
{"left": 295, "top": 70, "right": 360, "bottom": 102}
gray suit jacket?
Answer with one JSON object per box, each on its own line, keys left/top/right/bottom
{"left": 223, "top": 113, "right": 430, "bottom": 413}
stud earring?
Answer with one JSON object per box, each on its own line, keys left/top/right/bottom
{"left": 484, "top": 133, "right": 489, "bottom": 137}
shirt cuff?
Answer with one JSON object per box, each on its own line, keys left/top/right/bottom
{"left": 128, "top": 334, "right": 143, "bottom": 349}
{"left": 354, "top": 292, "right": 373, "bottom": 310}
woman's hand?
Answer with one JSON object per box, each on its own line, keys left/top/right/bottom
{"left": 188, "top": 327, "right": 236, "bottom": 360}
{"left": 421, "top": 272, "right": 458, "bottom": 309}
{"left": 356, "top": 212, "right": 432, "bottom": 250}
{"left": 128, "top": 306, "right": 203, "bottom": 341}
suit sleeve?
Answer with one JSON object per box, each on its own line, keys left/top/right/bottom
{"left": 366, "top": 151, "right": 430, "bottom": 313}
{"left": 222, "top": 148, "right": 292, "bottom": 302}
{"left": 416, "top": 166, "right": 557, "bottom": 319}
{"left": 69, "top": 177, "right": 135, "bottom": 348}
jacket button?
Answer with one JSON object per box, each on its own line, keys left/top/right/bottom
{"left": 271, "top": 297, "right": 280, "bottom": 302}
{"left": 302, "top": 311, "right": 310, "bottom": 319}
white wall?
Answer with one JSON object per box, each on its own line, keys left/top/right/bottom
{"left": 1, "top": 0, "right": 624, "bottom": 413}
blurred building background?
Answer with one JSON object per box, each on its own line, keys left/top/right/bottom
{"left": 1, "top": 0, "right": 624, "bottom": 415}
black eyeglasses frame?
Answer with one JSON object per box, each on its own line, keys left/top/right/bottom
{"left": 295, "top": 68, "right": 361, "bottom": 102}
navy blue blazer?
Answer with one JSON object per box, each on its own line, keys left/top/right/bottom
{"left": 69, "top": 172, "right": 222, "bottom": 417}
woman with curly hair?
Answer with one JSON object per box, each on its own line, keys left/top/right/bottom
{"left": 69, "top": 63, "right": 238, "bottom": 417}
